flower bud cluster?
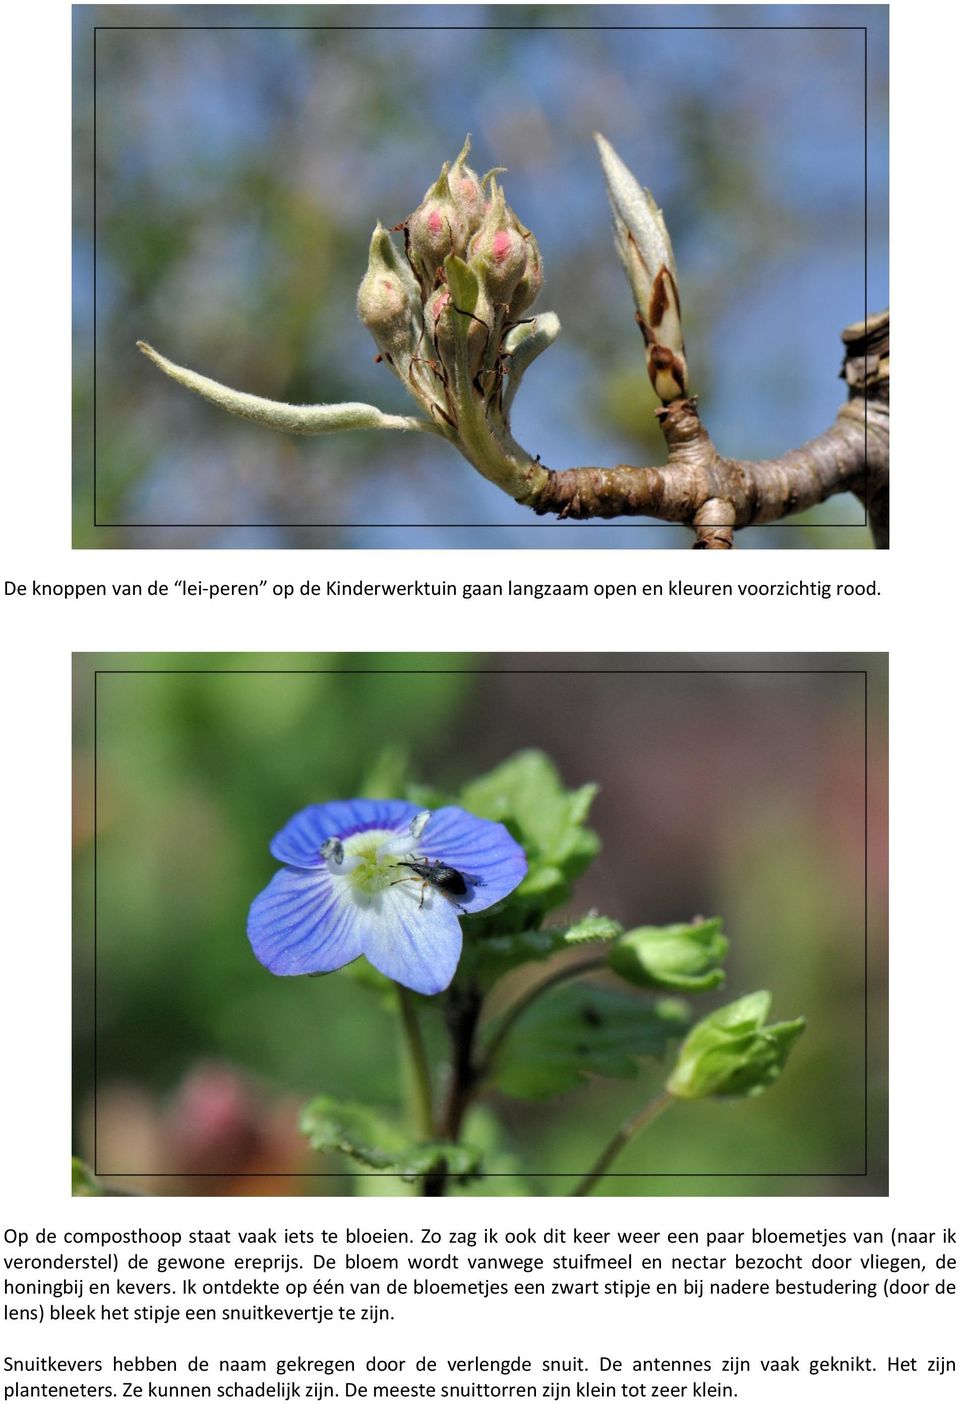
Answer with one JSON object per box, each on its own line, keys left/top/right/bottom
{"left": 356, "top": 137, "right": 557, "bottom": 460}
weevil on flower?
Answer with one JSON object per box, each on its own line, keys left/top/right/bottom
{"left": 247, "top": 799, "right": 526, "bottom": 996}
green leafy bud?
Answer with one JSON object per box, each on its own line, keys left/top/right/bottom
{"left": 609, "top": 918, "right": 727, "bottom": 992}
{"left": 356, "top": 223, "right": 422, "bottom": 372}
{"left": 666, "top": 992, "right": 805, "bottom": 1100}
{"left": 467, "top": 179, "right": 529, "bottom": 305}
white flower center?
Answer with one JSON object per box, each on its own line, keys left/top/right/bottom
{"left": 322, "top": 813, "right": 431, "bottom": 904}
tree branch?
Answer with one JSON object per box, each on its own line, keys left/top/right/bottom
{"left": 530, "top": 311, "right": 889, "bottom": 547}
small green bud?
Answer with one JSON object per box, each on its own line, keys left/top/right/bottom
{"left": 356, "top": 223, "right": 421, "bottom": 370}
{"left": 666, "top": 992, "right": 805, "bottom": 1101}
{"left": 609, "top": 918, "right": 727, "bottom": 992}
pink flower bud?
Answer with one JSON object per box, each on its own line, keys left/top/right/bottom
{"left": 508, "top": 231, "right": 543, "bottom": 317}
{"left": 356, "top": 224, "right": 421, "bottom": 368}
{"left": 467, "top": 180, "right": 529, "bottom": 304}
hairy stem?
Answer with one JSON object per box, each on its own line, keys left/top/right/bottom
{"left": 422, "top": 985, "right": 483, "bottom": 1198}
{"left": 571, "top": 1089, "right": 674, "bottom": 1196}
{"left": 395, "top": 985, "right": 435, "bottom": 1142}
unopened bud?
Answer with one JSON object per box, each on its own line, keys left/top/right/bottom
{"left": 595, "top": 132, "right": 689, "bottom": 402}
{"left": 609, "top": 918, "right": 727, "bottom": 993}
{"left": 447, "top": 135, "right": 485, "bottom": 237}
{"left": 407, "top": 137, "right": 484, "bottom": 289}
{"left": 408, "top": 171, "right": 467, "bottom": 288}
{"left": 666, "top": 992, "right": 805, "bottom": 1101}
{"left": 468, "top": 180, "right": 528, "bottom": 305}
{"left": 357, "top": 223, "right": 421, "bottom": 370}
{"left": 509, "top": 230, "right": 543, "bottom": 318}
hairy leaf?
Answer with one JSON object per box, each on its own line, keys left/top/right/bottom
{"left": 300, "top": 1096, "right": 482, "bottom": 1182}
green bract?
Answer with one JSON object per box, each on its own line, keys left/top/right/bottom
{"left": 666, "top": 992, "right": 806, "bottom": 1100}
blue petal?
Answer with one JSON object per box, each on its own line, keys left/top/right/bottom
{"left": 361, "top": 882, "right": 463, "bottom": 995}
{"left": 247, "top": 867, "right": 364, "bottom": 976}
{"left": 270, "top": 798, "right": 421, "bottom": 868}
{"left": 418, "top": 807, "right": 528, "bottom": 914}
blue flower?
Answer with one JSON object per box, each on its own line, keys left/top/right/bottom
{"left": 247, "top": 800, "right": 527, "bottom": 995}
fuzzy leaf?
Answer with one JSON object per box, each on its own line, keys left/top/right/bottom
{"left": 492, "top": 986, "right": 690, "bottom": 1099}
{"left": 137, "top": 343, "right": 440, "bottom": 436}
{"left": 443, "top": 254, "right": 481, "bottom": 316}
{"left": 300, "top": 1096, "right": 481, "bottom": 1182}
{"left": 502, "top": 312, "right": 561, "bottom": 414}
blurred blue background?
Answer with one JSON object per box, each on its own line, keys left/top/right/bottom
{"left": 74, "top": 5, "right": 888, "bottom": 547}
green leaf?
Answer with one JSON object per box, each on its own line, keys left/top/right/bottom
{"left": 469, "top": 914, "right": 622, "bottom": 986}
{"left": 300, "top": 1096, "right": 482, "bottom": 1183}
{"left": 609, "top": 919, "right": 728, "bottom": 992}
{"left": 72, "top": 1158, "right": 104, "bottom": 1196}
{"left": 492, "top": 985, "right": 690, "bottom": 1099}
{"left": 666, "top": 992, "right": 806, "bottom": 1101}
{"left": 459, "top": 750, "right": 599, "bottom": 913}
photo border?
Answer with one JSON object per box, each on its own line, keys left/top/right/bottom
{"left": 87, "top": 17, "right": 877, "bottom": 536}
{"left": 78, "top": 660, "right": 881, "bottom": 1189}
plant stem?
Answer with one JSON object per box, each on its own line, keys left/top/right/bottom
{"left": 571, "top": 1090, "right": 674, "bottom": 1197}
{"left": 395, "top": 984, "right": 435, "bottom": 1141}
{"left": 480, "top": 955, "right": 609, "bottom": 1074}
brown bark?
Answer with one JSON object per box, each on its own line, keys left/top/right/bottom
{"left": 530, "top": 311, "right": 889, "bottom": 547}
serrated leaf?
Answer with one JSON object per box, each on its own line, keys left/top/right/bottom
{"left": 491, "top": 985, "right": 690, "bottom": 1099}
{"left": 609, "top": 919, "right": 728, "bottom": 992}
{"left": 458, "top": 751, "right": 599, "bottom": 912}
{"left": 300, "top": 1096, "right": 482, "bottom": 1182}
{"left": 471, "top": 914, "right": 623, "bottom": 986}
